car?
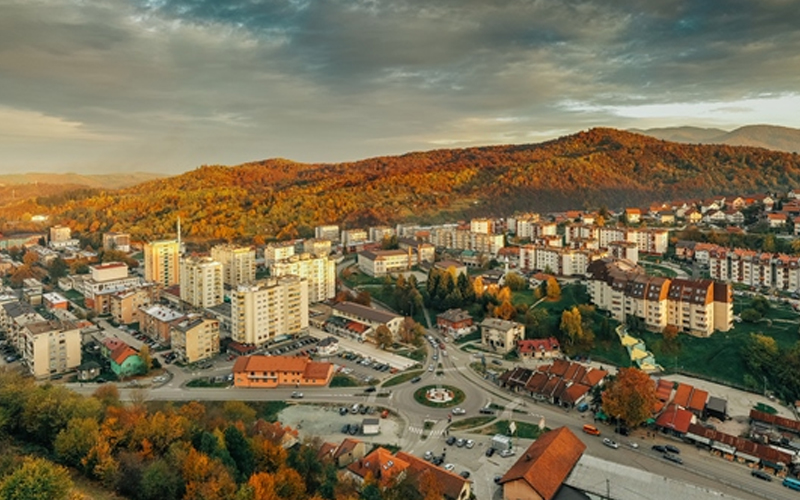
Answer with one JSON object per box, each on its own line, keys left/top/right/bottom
{"left": 359, "top": 406, "right": 369, "bottom": 415}
{"left": 452, "top": 407, "right": 466, "bottom": 415}
{"left": 444, "top": 464, "right": 455, "bottom": 471}
{"left": 341, "top": 424, "right": 351, "bottom": 434}
{"left": 423, "top": 451, "right": 434, "bottom": 461}
{"left": 479, "top": 407, "right": 496, "bottom": 415}
{"left": 428, "top": 365, "right": 434, "bottom": 372}
{"left": 446, "top": 436, "right": 456, "bottom": 446}
{"left": 432, "top": 354, "right": 438, "bottom": 360}
{"left": 662, "top": 453, "right": 683, "bottom": 464}
{"left": 751, "top": 470, "right": 772, "bottom": 482}
{"left": 459, "top": 471, "right": 471, "bottom": 479}
{"left": 364, "top": 386, "right": 377, "bottom": 393}
{"left": 411, "top": 376, "right": 422, "bottom": 383}
{"left": 465, "top": 439, "right": 475, "bottom": 449}
{"left": 4, "top": 356, "right": 16, "bottom": 363}
{"left": 651, "top": 445, "right": 667, "bottom": 453}
{"left": 485, "top": 447, "right": 496, "bottom": 457}
{"left": 499, "top": 449, "right": 515, "bottom": 458}
{"left": 491, "top": 359, "right": 503, "bottom": 366}
{"left": 348, "top": 424, "right": 360, "bottom": 435}
{"left": 456, "top": 438, "right": 465, "bottom": 447}
{"left": 628, "top": 441, "right": 639, "bottom": 449}
{"left": 602, "top": 438, "right": 619, "bottom": 449}
{"left": 339, "top": 407, "right": 348, "bottom": 416}
{"left": 432, "top": 456, "right": 444, "bottom": 466}
{"left": 494, "top": 475, "right": 502, "bottom": 484}
{"left": 291, "top": 391, "right": 303, "bottom": 398}
{"left": 665, "top": 444, "right": 680, "bottom": 454}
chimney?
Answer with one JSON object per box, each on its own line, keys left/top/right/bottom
{"left": 526, "top": 454, "right": 532, "bottom": 461}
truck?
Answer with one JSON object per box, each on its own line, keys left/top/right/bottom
{"left": 491, "top": 434, "right": 512, "bottom": 451}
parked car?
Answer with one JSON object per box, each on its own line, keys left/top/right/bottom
{"left": 485, "top": 447, "right": 496, "bottom": 457}
{"left": 348, "top": 424, "right": 360, "bottom": 435}
{"left": 651, "top": 445, "right": 667, "bottom": 453}
{"left": 499, "top": 449, "right": 515, "bottom": 458}
{"left": 290, "top": 391, "right": 303, "bottom": 399}
{"left": 602, "top": 438, "right": 619, "bottom": 449}
{"left": 423, "top": 451, "right": 433, "bottom": 461}
{"left": 446, "top": 436, "right": 456, "bottom": 446}
{"left": 341, "top": 424, "right": 351, "bottom": 434}
{"left": 751, "top": 470, "right": 772, "bottom": 482}
{"left": 662, "top": 453, "right": 683, "bottom": 464}
{"left": 665, "top": 444, "right": 680, "bottom": 454}
{"left": 339, "top": 407, "right": 348, "bottom": 416}
{"left": 432, "top": 456, "right": 444, "bottom": 466}
{"left": 491, "top": 359, "right": 503, "bottom": 366}
{"left": 456, "top": 438, "right": 465, "bottom": 447}
{"left": 465, "top": 439, "right": 475, "bottom": 449}
{"left": 459, "top": 471, "right": 471, "bottom": 479}
{"left": 494, "top": 475, "right": 502, "bottom": 484}
{"left": 444, "top": 464, "right": 455, "bottom": 471}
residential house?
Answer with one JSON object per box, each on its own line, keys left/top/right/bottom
{"left": 138, "top": 304, "right": 184, "bottom": 345}
{"left": 499, "top": 427, "right": 586, "bottom": 500}
{"left": 101, "top": 338, "right": 145, "bottom": 377}
{"left": 436, "top": 309, "right": 474, "bottom": 338}
{"left": 328, "top": 302, "right": 404, "bottom": 342}
{"left": 516, "top": 337, "right": 561, "bottom": 361}
{"left": 684, "top": 208, "right": 702, "bottom": 224}
{"left": 767, "top": 212, "right": 787, "bottom": 228}
{"left": 346, "top": 447, "right": 409, "bottom": 489}
{"left": 232, "top": 355, "right": 333, "bottom": 388}
{"left": 624, "top": 208, "right": 641, "bottom": 223}
{"left": 395, "top": 451, "right": 472, "bottom": 500}
{"left": 480, "top": 318, "right": 524, "bottom": 354}
{"left": 332, "top": 438, "right": 367, "bottom": 468}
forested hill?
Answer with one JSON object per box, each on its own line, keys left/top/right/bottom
{"left": 3, "top": 128, "right": 800, "bottom": 243}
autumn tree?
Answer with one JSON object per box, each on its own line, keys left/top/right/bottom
{"left": 138, "top": 344, "right": 152, "bottom": 374}
{"left": 54, "top": 417, "right": 100, "bottom": 471}
{"left": 0, "top": 457, "right": 73, "bottom": 500}
{"left": 546, "top": 277, "right": 561, "bottom": 300}
{"left": 374, "top": 325, "right": 394, "bottom": 350}
{"left": 494, "top": 301, "right": 517, "bottom": 321}
{"left": 602, "top": 367, "right": 658, "bottom": 428}
{"left": 503, "top": 272, "right": 527, "bottom": 292}
{"left": 560, "top": 307, "right": 582, "bottom": 345}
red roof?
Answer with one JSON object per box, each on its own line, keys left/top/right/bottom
{"left": 304, "top": 361, "right": 333, "bottom": 380}
{"left": 655, "top": 405, "right": 694, "bottom": 434}
{"left": 673, "top": 383, "right": 693, "bottom": 408}
{"left": 688, "top": 388, "right": 709, "bottom": 412}
{"left": 517, "top": 337, "right": 560, "bottom": 355}
{"left": 656, "top": 379, "right": 673, "bottom": 402}
{"left": 395, "top": 451, "right": 470, "bottom": 500}
{"left": 580, "top": 368, "right": 607, "bottom": 387}
{"left": 112, "top": 345, "right": 138, "bottom": 365}
{"left": 561, "top": 383, "right": 590, "bottom": 404}
{"left": 499, "top": 427, "right": 586, "bottom": 500}
{"left": 347, "top": 447, "right": 409, "bottom": 487}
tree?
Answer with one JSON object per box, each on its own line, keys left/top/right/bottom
{"left": 560, "top": 307, "right": 583, "bottom": 345}
{"left": 54, "top": 417, "right": 100, "bottom": 471}
{"left": 0, "top": 457, "right": 73, "bottom": 500}
{"left": 546, "top": 277, "right": 561, "bottom": 300}
{"left": 743, "top": 333, "right": 778, "bottom": 377}
{"left": 354, "top": 291, "right": 372, "bottom": 307}
{"left": 524, "top": 308, "right": 550, "bottom": 338}
{"left": 374, "top": 325, "right": 393, "bottom": 350}
{"left": 225, "top": 425, "right": 255, "bottom": 483}
{"left": 503, "top": 272, "right": 527, "bottom": 291}
{"left": 494, "top": 301, "right": 517, "bottom": 321}
{"left": 601, "top": 367, "right": 658, "bottom": 428}
{"left": 138, "top": 344, "right": 153, "bottom": 374}
{"left": 472, "top": 276, "right": 484, "bottom": 298}
{"left": 47, "top": 258, "right": 69, "bottom": 281}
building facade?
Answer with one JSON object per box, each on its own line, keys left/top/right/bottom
{"left": 211, "top": 244, "right": 256, "bottom": 288}
{"left": 270, "top": 253, "right": 336, "bottom": 303}
{"left": 180, "top": 256, "right": 224, "bottom": 308}
{"left": 264, "top": 242, "right": 296, "bottom": 267}
{"left": 231, "top": 276, "right": 309, "bottom": 346}
{"left": 21, "top": 320, "right": 81, "bottom": 379}
{"left": 103, "top": 232, "right": 131, "bottom": 252}
{"left": 170, "top": 315, "right": 220, "bottom": 364}
{"left": 480, "top": 318, "right": 525, "bottom": 353}
{"left": 232, "top": 355, "right": 333, "bottom": 388}
{"left": 144, "top": 239, "right": 180, "bottom": 286}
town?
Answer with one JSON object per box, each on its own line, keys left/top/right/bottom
{"left": 3, "top": 191, "right": 800, "bottom": 500}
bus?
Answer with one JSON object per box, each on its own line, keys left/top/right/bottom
{"left": 783, "top": 477, "right": 800, "bottom": 491}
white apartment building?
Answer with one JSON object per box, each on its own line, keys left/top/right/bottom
{"left": 180, "top": 256, "right": 224, "bottom": 308}
{"left": 49, "top": 225, "right": 72, "bottom": 243}
{"left": 230, "top": 276, "right": 309, "bottom": 346}
{"left": 607, "top": 241, "right": 639, "bottom": 264}
{"left": 709, "top": 247, "right": 800, "bottom": 292}
{"left": 587, "top": 259, "right": 732, "bottom": 337}
{"left": 270, "top": 253, "right": 336, "bottom": 303}
{"left": 470, "top": 218, "right": 492, "bottom": 234}
{"left": 519, "top": 245, "right": 603, "bottom": 276}
{"left": 369, "top": 226, "right": 396, "bottom": 242}
{"left": 315, "top": 225, "right": 340, "bottom": 241}
{"left": 357, "top": 249, "right": 417, "bottom": 277}
{"left": 170, "top": 314, "right": 220, "bottom": 364}
{"left": 564, "top": 224, "right": 599, "bottom": 244}
{"left": 341, "top": 228, "right": 368, "bottom": 247}
{"left": 144, "top": 239, "right": 180, "bottom": 286}
{"left": 597, "top": 227, "right": 668, "bottom": 255}
{"left": 303, "top": 238, "right": 332, "bottom": 257}
{"left": 264, "top": 242, "right": 295, "bottom": 266}
{"left": 211, "top": 244, "right": 256, "bottom": 288}
{"left": 103, "top": 232, "right": 131, "bottom": 252}
{"left": 21, "top": 320, "right": 81, "bottom": 379}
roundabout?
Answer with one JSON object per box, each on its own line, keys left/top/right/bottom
{"left": 413, "top": 384, "right": 466, "bottom": 408}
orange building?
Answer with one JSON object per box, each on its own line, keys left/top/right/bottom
{"left": 233, "top": 355, "right": 334, "bottom": 388}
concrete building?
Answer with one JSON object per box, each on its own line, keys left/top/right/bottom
{"left": 369, "top": 226, "right": 396, "bottom": 242}
{"left": 109, "top": 285, "right": 159, "bottom": 324}
{"left": 519, "top": 245, "right": 602, "bottom": 276}
{"left": 230, "top": 276, "right": 309, "bottom": 346}
{"left": 180, "top": 256, "right": 224, "bottom": 308}
{"left": 80, "top": 263, "right": 143, "bottom": 315}
{"left": 480, "top": 318, "right": 525, "bottom": 354}
{"left": 170, "top": 314, "right": 220, "bottom": 364}
{"left": 137, "top": 304, "right": 185, "bottom": 345}
{"left": 328, "top": 302, "right": 404, "bottom": 342}
{"left": 315, "top": 224, "right": 340, "bottom": 242}
{"left": 211, "top": 244, "right": 256, "bottom": 288}
{"left": 341, "top": 228, "right": 368, "bottom": 248}
{"left": 303, "top": 238, "right": 332, "bottom": 257}
{"left": 470, "top": 218, "right": 492, "bottom": 234}
{"left": 397, "top": 238, "right": 435, "bottom": 263}
{"left": 270, "top": 253, "right": 336, "bottom": 303}
{"left": 103, "top": 232, "right": 131, "bottom": 252}
{"left": 264, "top": 242, "right": 295, "bottom": 266}
{"left": 21, "top": 320, "right": 81, "bottom": 379}
{"left": 144, "top": 239, "right": 180, "bottom": 286}
{"left": 357, "top": 249, "right": 419, "bottom": 277}
{"left": 232, "top": 355, "right": 333, "bottom": 388}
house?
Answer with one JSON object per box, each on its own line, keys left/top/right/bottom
{"left": 480, "top": 318, "right": 524, "bottom": 354}
{"left": 655, "top": 404, "right": 695, "bottom": 436}
{"left": 329, "top": 302, "right": 404, "bottom": 342}
{"left": 725, "top": 210, "right": 745, "bottom": 225}
{"left": 436, "top": 309, "right": 474, "bottom": 338}
{"left": 516, "top": 337, "right": 561, "bottom": 361}
{"left": 767, "top": 212, "right": 787, "bottom": 228}
{"left": 232, "top": 355, "right": 334, "bottom": 388}
{"left": 674, "top": 241, "right": 696, "bottom": 260}
{"left": 333, "top": 438, "right": 367, "bottom": 468}
{"left": 395, "top": 451, "right": 472, "bottom": 500}
{"left": 657, "top": 211, "right": 675, "bottom": 225}
{"left": 499, "top": 427, "right": 586, "bottom": 500}
{"left": 346, "top": 447, "right": 409, "bottom": 489}
{"left": 76, "top": 360, "right": 102, "bottom": 381}
{"left": 316, "top": 336, "right": 339, "bottom": 356}
{"left": 100, "top": 338, "right": 145, "bottom": 377}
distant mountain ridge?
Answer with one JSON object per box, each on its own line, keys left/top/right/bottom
{"left": 3, "top": 128, "right": 800, "bottom": 242}
{"left": 630, "top": 124, "right": 800, "bottom": 153}
{"left": 0, "top": 172, "right": 165, "bottom": 190}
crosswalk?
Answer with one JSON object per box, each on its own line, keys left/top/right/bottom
{"left": 407, "top": 426, "right": 447, "bottom": 436}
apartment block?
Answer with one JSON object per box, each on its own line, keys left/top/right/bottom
{"left": 341, "top": 228, "right": 368, "bottom": 247}
{"left": 397, "top": 238, "right": 435, "bottom": 263}
{"left": 144, "top": 239, "right": 180, "bottom": 286}
{"left": 480, "top": 318, "right": 525, "bottom": 354}
{"left": 369, "top": 226, "right": 396, "bottom": 242}
{"left": 211, "top": 244, "right": 255, "bottom": 288}
{"left": 519, "top": 245, "right": 603, "bottom": 276}
{"left": 170, "top": 314, "right": 220, "bottom": 364}
{"left": 303, "top": 238, "right": 332, "bottom": 257}
{"left": 81, "top": 263, "right": 143, "bottom": 315}
{"left": 230, "top": 276, "right": 309, "bottom": 346}
{"left": 21, "top": 320, "right": 81, "bottom": 379}
{"left": 587, "top": 259, "right": 732, "bottom": 337}
{"left": 270, "top": 253, "right": 336, "bottom": 303}
{"left": 315, "top": 225, "right": 340, "bottom": 242}
{"left": 180, "top": 256, "right": 224, "bottom": 308}
{"left": 110, "top": 284, "right": 159, "bottom": 324}
{"left": 103, "top": 232, "right": 131, "bottom": 252}
{"left": 357, "top": 249, "right": 417, "bottom": 277}
{"left": 264, "top": 242, "right": 296, "bottom": 266}
{"left": 49, "top": 225, "right": 72, "bottom": 243}
{"left": 470, "top": 218, "right": 492, "bottom": 234}
{"left": 138, "top": 304, "right": 185, "bottom": 345}
{"left": 564, "top": 224, "right": 599, "bottom": 244}
{"left": 708, "top": 247, "right": 800, "bottom": 292}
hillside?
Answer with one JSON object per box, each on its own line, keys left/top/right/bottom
{"left": 0, "top": 172, "right": 165, "bottom": 190}
{"left": 632, "top": 124, "right": 800, "bottom": 153}
{"left": 3, "top": 128, "right": 800, "bottom": 242}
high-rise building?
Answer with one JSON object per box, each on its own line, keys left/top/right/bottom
{"left": 180, "top": 256, "right": 224, "bottom": 308}
{"left": 144, "top": 239, "right": 180, "bottom": 286}
{"left": 21, "top": 320, "right": 81, "bottom": 379}
{"left": 270, "top": 253, "right": 336, "bottom": 303}
{"left": 231, "top": 276, "right": 309, "bottom": 346}
{"left": 49, "top": 225, "right": 71, "bottom": 243}
{"left": 315, "top": 225, "right": 340, "bottom": 242}
{"left": 211, "top": 244, "right": 256, "bottom": 288}
{"left": 264, "top": 242, "right": 295, "bottom": 266}
{"left": 170, "top": 314, "right": 220, "bottom": 364}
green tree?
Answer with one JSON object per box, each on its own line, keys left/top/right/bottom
{"left": 740, "top": 308, "right": 762, "bottom": 323}
{"left": 524, "top": 308, "right": 550, "bottom": 338}
{"left": 503, "top": 272, "right": 527, "bottom": 292}
{"left": 225, "top": 425, "right": 255, "bottom": 483}
{"left": 47, "top": 258, "right": 68, "bottom": 281}
{"left": 0, "top": 457, "right": 73, "bottom": 500}
{"left": 54, "top": 417, "right": 99, "bottom": 471}
{"left": 140, "top": 458, "right": 183, "bottom": 500}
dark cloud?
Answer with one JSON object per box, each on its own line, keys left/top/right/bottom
{"left": 0, "top": 0, "right": 798, "bottom": 173}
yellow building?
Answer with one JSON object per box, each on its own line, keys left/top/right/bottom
{"left": 21, "top": 320, "right": 81, "bottom": 379}
{"left": 270, "top": 253, "right": 336, "bottom": 303}
{"left": 211, "top": 244, "right": 256, "bottom": 288}
{"left": 144, "top": 239, "right": 180, "bottom": 286}
{"left": 231, "top": 276, "right": 309, "bottom": 346}
{"left": 180, "top": 256, "right": 224, "bottom": 308}
{"left": 170, "top": 315, "right": 220, "bottom": 364}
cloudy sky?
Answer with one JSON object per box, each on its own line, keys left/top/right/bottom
{"left": 2, "top": 0, "right": 800, "bottom": 174}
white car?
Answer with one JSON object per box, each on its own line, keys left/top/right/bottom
{"left": 465, "top": 439, "right": 475, "bottom": 449}
{"left": 444, "top": 463, "right": 455, "bottom": 471}
{"left": 602, "top": 438, "right": 619, "bottom": 449}
{"left": 452, "top": 407, "right": 466, "bottom": 415}
{"left": 428, "top": 365, "right": 434, "bottom": 372}
{"left": 423, "top": 451, "right": 434, "bottom": 461}
{"left": 499, "top": 449, "right": 515, "bottom": 458}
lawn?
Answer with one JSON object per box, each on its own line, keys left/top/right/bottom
{"left": 641, "top": 263, "right": 678, "bottom": 278}
{"left": 330, "top": 374, "right": 363, "bottom": 387}
{"left": 455, "top": 331, "right": 481, "bottom": 345}
{"left": 449, "top": 416, "right": 494, "bottom": 430}
{"left": 382, "top": 370, "right": 424, "bottom": 387}
{"left": 413, "top": 385, "right": 465, "bottom": 408}
{"left": 480, "top": 420, "right": 545, "bottom": 439}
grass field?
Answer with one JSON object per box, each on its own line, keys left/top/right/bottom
{"left": 641, "top": 263, "right": 678, "bottom": 278}
{"left": 330, "top": 374, "right": 362, "bottom": 387}
{"left": 449, "top": 416, "right": 494, "bottom": 430}
{"left": 382, "top": 370, "right": 424, "bottom": 387}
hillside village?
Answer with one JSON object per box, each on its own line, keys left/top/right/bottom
{"left": 2, "top": 189, "right": 800, "bottom": 500}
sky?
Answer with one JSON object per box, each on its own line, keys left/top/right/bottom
{"left": 2, "top": 0, "right": 800, "bottom": 175}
